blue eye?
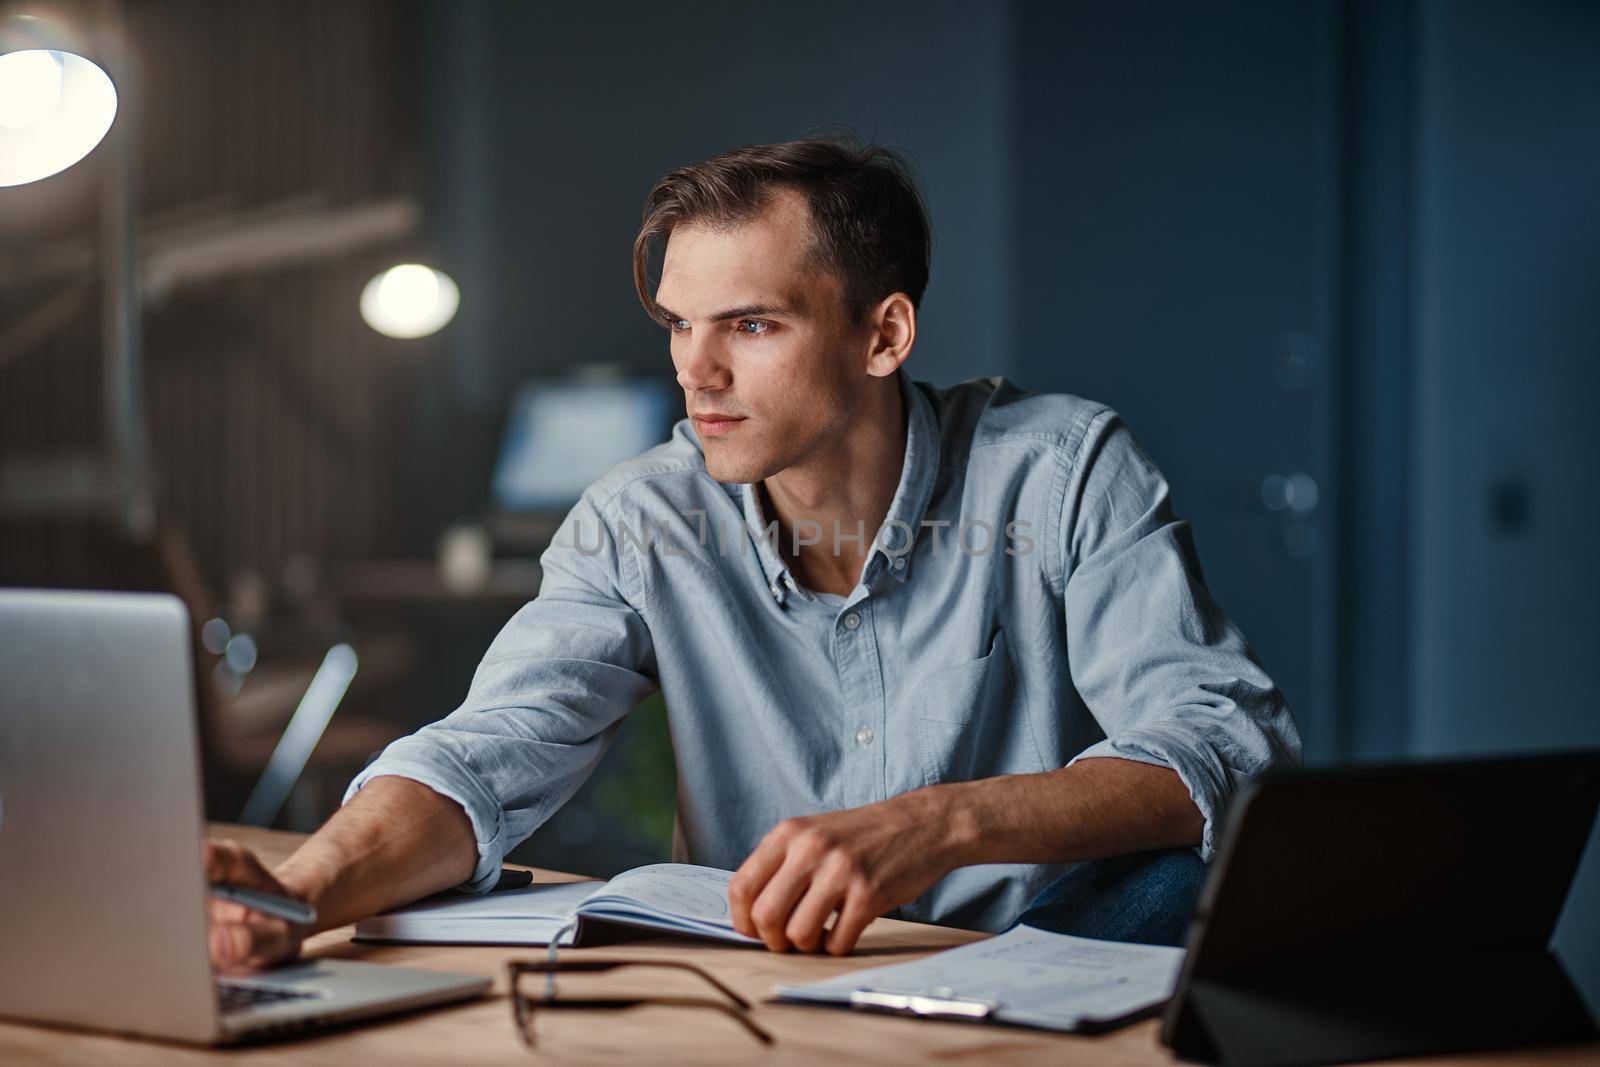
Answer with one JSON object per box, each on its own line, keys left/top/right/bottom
{"left": 669, "top": 318, "right": 690, "bottom": 332}
{"left": 736, "top": 319, "right": 770, "bottom": 336}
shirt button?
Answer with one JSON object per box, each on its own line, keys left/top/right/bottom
{"left": 843, "top": 613, "right": 861, "bottom": 630}
{"left": 855, "top": 727, "right": 875, "bottom": 746}
{"left": 892, "top": 557, "right": 906, "bottom": 571}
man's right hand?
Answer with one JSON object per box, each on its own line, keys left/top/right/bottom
{"left": 199, "top": 776, "right": 480, "bottom": 974}
{"left": 205, "top": 839, "right": 310, "bottom": 972}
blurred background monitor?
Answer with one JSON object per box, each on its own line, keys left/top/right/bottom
{"left": 489, "top": 374, "right": 677, "bottom": 520}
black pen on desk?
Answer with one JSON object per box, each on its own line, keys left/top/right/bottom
{"left": 209, "top": 885, "right": 317, "bottom": 925}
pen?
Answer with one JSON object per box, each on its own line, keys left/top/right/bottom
{"left": 209, "top": 885, "right": 318, "bottom": 926}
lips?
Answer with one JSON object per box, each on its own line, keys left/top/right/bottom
{"left": 692, "top": 413, "right": 746, "bottom": 438}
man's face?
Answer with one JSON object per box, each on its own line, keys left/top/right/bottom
{"left": 652, "top": 188, "right": 872, "bottom": 484}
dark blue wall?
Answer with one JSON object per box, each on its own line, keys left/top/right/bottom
{"left": 1013, "top": 0, "right": 1343, "bottom": 760}
{"left": 1409, "top": 0, "right": 1600, "bottom": 1008}
{"left": 1011, "top": 0, "right": 1600, "bottom": 1006}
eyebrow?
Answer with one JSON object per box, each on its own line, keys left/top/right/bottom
{"left": 652, "top": 300, "right": 805, "bottom": 324}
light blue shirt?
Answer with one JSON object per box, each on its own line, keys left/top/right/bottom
{"left": 346, "top": 372, "right": 1301, "bottom": 932}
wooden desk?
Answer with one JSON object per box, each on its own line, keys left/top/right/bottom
{"left": 2, "top": 825, "right": 1597, "bottom": 1066}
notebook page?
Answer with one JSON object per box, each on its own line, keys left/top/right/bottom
{"left": 354, "top": 880, "right": 597, "bottom": 943}
{"left": 390, "top": 880, "right": 599, "bottom": 919}
{"left": 576, "top": 863, "right": 762, "bottom": 944}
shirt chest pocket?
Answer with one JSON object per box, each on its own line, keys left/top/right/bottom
{"left": 909, "top": 627, "right": 1037, "bottom": 788}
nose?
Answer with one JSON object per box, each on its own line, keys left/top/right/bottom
{"left": 673, "top": 332, "right": 732, "bottom": 394}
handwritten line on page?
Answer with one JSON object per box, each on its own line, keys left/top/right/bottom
{"left": 774, "top": 925, "right": 1185, "bottom": 1032}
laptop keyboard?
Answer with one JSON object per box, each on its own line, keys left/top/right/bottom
{"left": 217, "top": 980, "right": 325, "bottom": 1013}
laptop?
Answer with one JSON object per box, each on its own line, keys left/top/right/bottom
{"left": 0, "top": 589, "right": 490, "bottom": 1043}
{"left": 1163, "top": 752, "right": 1600, "bottom": 1066}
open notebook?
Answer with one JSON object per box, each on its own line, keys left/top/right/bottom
{"left": 353, "top": 863, "right": 762, "bottom": 947}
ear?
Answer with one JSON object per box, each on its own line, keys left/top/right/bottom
{"left": 864, "top": 293, "right": 916, "bottom": 378}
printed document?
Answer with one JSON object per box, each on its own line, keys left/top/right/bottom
{"left": 775, "top": 924, "right": 1184, "bottom": 1031}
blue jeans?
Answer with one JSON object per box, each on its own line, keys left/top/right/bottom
{"left": 1012, "top": 849, "right": 1208, "bottom": 947}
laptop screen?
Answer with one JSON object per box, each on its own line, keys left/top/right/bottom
{"left": 489, "top": 378, "right": 676, "bottom": 513}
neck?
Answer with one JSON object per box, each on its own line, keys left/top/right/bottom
{"left": 762, "top": 373, "right": 908, "bottom": 597}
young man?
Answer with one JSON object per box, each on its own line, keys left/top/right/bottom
{"left": 205, "top": 136, "right": 1300, "bottom": 970}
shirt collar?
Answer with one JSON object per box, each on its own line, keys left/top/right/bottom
{"left": 740, "top": 370, "right": 940, "bottom": 606}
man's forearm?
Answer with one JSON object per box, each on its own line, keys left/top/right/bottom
{"left": 272, "top": 775, "right": 478, "bottom": 933}
{"left": 936, "top": 757, "right": 1205, "bottom": 869}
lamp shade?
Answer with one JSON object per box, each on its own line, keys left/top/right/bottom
{"left": 0, "top": 13, "right": 118, "bottom": 187}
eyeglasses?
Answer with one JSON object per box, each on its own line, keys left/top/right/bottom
{"left": 506, "top": 958, "right": 775, "bottom": 1049}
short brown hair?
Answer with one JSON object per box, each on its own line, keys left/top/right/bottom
{"left": 633, "top": 133, "right": 931, "bottom": 323}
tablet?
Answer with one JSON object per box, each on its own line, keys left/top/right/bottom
{"left": 1163, "top": 750, "right": 1600, "bottom": 1066}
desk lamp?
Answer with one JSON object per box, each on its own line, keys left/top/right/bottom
{"left": 0, "top": 11, "right": 118, "bottom": 187}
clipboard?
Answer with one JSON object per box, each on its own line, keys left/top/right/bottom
{"left": 839, "top": 984, "right": 1169, "bottom": 1033}
{"left": 774, "top": 925, "right": 1185, "bottom": 1034}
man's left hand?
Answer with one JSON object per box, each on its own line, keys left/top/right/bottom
{"left": 727, "top": 787, "right": 963, "bottom": 955}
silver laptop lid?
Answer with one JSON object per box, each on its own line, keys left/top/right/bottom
{"left": 0, "top": 589, "right": 220, "bottom": 1043}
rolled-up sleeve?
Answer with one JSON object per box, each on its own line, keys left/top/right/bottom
{"left": 342, "top": 485, "right": 658, "bottom": 892}
{"left": 1059, "top": 409, "right": 1302, "bottom": 859}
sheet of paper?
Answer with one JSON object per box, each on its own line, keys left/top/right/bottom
{"left": 776, "top": 924, "right": 1185, "bottom": 1031}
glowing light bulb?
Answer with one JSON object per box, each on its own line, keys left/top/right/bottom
{"left": 0, "top": 42, "right": 118, "bottom": 187}
{"left": 0, "top": 50, "right": 64, "bottom": 130}
{"left": 359, "top": 263, "right": 460, "bottom": 339}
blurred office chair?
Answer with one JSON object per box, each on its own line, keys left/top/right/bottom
{"left": 235, "top": 643, "right": 358, "bottom": 827}
{"left": 149, "top": 516, "right": 409, "bottom": 828}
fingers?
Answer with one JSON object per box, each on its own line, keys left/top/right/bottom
{"left": 203, "top": 839, "right": 301, "bottom": 971}
{"left": 825, "top": 889, "right": 878, "bottom": 957}
{"left": 784, "top": 859, "right": 850, "bottom": 953}
{"left": 208, "top": 895, "right": 252, "bottom": 926}
{"left": 209, "top": 911, "right": 295, "bottom": 972}
{"left": 727, "top": 823, "right": 793, "bottom": 938}
{"left": 746, "top": 850, "right": 814, "bottom": 952}
{"left": 204, "top": 839, "right": 287, "bottom": 894}
{"left": 731, "top": 818, "right": 890, "bottom": 954}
